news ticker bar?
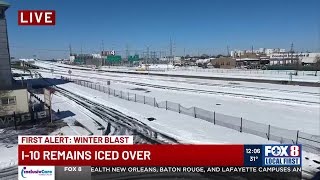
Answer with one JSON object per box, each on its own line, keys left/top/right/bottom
{"left": 18, "top": 144, "right": 302, "bottom": 167}
{"left": 18, "top": 166, "right": 302, "bottom": 180}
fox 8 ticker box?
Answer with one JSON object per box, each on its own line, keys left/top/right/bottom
{"left": 263, "top": 144, "right": 301, "bottom": 166}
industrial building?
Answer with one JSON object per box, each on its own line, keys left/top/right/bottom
{"left": 269, "top": 52, "right": 320, "bottom": 65}
{"left": 211, "top": 57, "right": 236, "bottom": 69}
{"left": 0, "top": 1, "right": 29, "bottom": 117}
{"left": 231, "top": 46, "right": 320, "bottom": 69}
{"left": 0, "top": 0, "right": 12, "bottom": 89}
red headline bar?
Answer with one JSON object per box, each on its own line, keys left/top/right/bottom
{"left": 19, "top": 145, "right": 244, "bottom": 166}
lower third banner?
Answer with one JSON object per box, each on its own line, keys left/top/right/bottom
{"left": 20, "top": 166, "right": 301, "bottom": 180}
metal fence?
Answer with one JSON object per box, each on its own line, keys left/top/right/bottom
{"left": 169, "top": 67, "right": 318, "bottom": 76}
{"left": 63, "top": 77, "right": 320, "bottom": 154}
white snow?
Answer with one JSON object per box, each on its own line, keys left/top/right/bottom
{"left": 51, "top": 94, "right": 104, "bottom": 135}
{"left": 0, "top": 144, "right": 18, "bottom": 170}
{"left": 2, "top": 62, "right": 319, "bottom": 177}
{"left": 52, "top": 82, "right": 320, "bottom": 175}
{"left": 37, "top": 69, "right": 320, "bottom": 135}
{"left": 55, "top": 82, "right": 275, "bottom": 144}
{"left": 34, "top": 61, "right": 320, "bottom": 83}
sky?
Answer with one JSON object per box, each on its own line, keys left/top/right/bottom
{"left": 4, "top": 0, "right": 320, "bottom": 59}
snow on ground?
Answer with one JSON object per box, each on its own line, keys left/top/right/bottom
{"left": 34, "top": 61, "right": 320, "bottom": 83}
{"left": 8, "top": 62, "right": 320, "bottom": 175}
{"left": 56, "top": 82, "right": 276, "bottom": 144}
{"left": 162, "top": 69, "right": 320, "bottom": 83}
{"left": 0, "top": 143, "right": 18, "bottom": 170}
{"left": 38, "top": 69, "right": 320, "bottom": 104}
{"left": 0, "top": 91, "right": 98, "bottom": 170}
{"left": 37, "top": 67, "right": 320, "bottom": 93}
{"left": 39, "top": 70, "right": 320, "bottom": 135}
{"left": 11, "top": 69, "right": 27, "bottom": 74}
{"left": 35, "top": 68, "right": 320, "bottom": 108}
{"left": 50, "top": 126, "right": 78, "bottom": 135}
{"left": 53, "top": 82, "right": 320, "bottom": 175}
{"left": 50, "top": 94, "right": 104, "bottom": 135}
{"left": 104, "top": 80, "right": 320, "bottom": 134}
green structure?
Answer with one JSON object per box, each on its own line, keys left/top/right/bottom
{"left": 74, "top": 59, "right": 85, "bottom": 64}
{"left": 128, "top": 55, "right": 139, "bottom": 62}
{"left": 106, "top": 55, "right": 122, "bottom": 63}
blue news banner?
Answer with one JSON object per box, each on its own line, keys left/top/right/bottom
{"left": 38, "top": 144, "right": 304, "bottom": 180}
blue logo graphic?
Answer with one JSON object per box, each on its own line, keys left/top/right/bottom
{"left": 20, "top": 166, "right": 53, "bottom": 178}
{"left": 263, "top": 145, "right": 301, "bottom": 166}
{"left": 21, "top": 167, "right": 26, "bottom": 178}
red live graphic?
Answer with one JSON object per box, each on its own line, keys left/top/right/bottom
{"left": 18, "top": 10, "right": 56, "bottom": 26}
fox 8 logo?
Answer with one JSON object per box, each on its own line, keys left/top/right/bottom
{"left": 265, "top": 145, "right": 300, "bottom": 157}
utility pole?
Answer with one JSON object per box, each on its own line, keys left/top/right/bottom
{"left": 80, "top": 45, "right": 83, "bottom": 64}
{"left": 290, "top": 43, "right": 298, "bottom": 75}
{"left": 102, "top": 40, "right": 104, "bottom": 52}
{"left": 145, "top": 45, "right": 151, "bottom": 65}
{"left": 147, "top": 46, "right": 150, "bottom": 65}
{"left": 125, "top": 44, "right": 129, "bottom": 60}
{"left": 101, "top": 40, "right": 104, "bottom": 66}
{"left": 125, "top": 44, "right": 130, "bottom": 66}
{"left": 170, "top": 37, "right": 173, "bottom": 64}
{"left": 227, "top": 46, "right": 230, "bottom": 56}
{"left": 69, "top": 44, "right": 72, "bottom": 56}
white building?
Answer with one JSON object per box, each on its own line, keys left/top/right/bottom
{"left": 196, "top": 59, "right": 211, "bottom": 64}
{"left": 230, "top": 51, "right": 235, "bottom": 57}
{"left": 265, "top": 48, "right": 286, "bottom": 55}
{"left": 259, "top": 48, "right": 265, "bottom": 54}
{"left": 159, "top": 56, "right": 181, "bottom": 61}
{"left": 92, "top": 54, "right": 102, "bottom": 58}
{"left": 269, "top": 52, "right": 320, "bottom": 65}
{"left": 69, "top": 56, "right": 75, "bottom": 62}
{"left": 279, "top": 49, "right": 286, "bottom": 53}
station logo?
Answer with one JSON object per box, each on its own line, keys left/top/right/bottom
{"left": 18, "top": 10, "right": 56, "bottom": 26}
{"left": 263, "top": 145, "right": 301, "bottom": 166}
{"left": 18, "top": 166, "right": 55, "bottom": 180}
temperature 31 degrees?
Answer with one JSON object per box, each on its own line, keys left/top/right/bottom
{"left": 250, "top": 156, "right": 259, "bottom": 162}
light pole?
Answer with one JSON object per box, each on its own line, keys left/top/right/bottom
{"left": 98, "top": 127, "right": 105, "bottom": 136}
{"left": 145, "top": 45, "right": 151, "bottom": 75}
{"left": 50, "top": 92, "right": 54, "bottom": 124}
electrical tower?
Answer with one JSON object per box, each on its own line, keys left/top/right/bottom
{"left": 170, "top": 37, "right": 173, "bottom": 64}
{"left": 69, "top": 44, "right": 72, "bottom": 56}
{"left": 125, "top": 44, "right": 129, "bottom": 60}
{"left": 102, "top": 40, "right": 104, "bottom": 52}
{"left": 145, "top": 45, "right": 151, "bottom": 65}
{"left": 290, "top": 42, "right": 294, "bottom": 63}
{"left": 290, "top": 43, "right": 299, "bottom": 75}
{"left": 227, "top": 46, "right": 230, "bottom": 56}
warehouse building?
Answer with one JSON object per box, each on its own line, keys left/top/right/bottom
{"left": 269, "top": 52, "right": 320, "bottom": 65}
{"left": 211, "top": 57, "right": 236, "bottom": 69}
